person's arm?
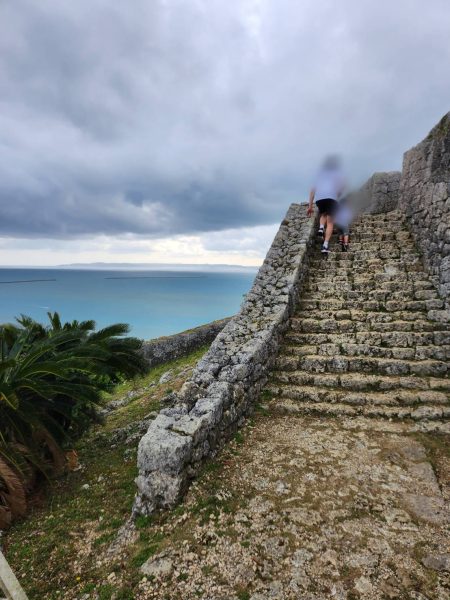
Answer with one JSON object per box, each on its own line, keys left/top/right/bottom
{"left": 307, "top": 188, "right": 315, "bottom": 216}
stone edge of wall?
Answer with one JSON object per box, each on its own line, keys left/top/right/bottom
{"left": 399, "top": 112, "right": 450, "bottom": 307}
{"left": 133, "top": 203, "right": 315, "bottom": 516}
{"left": 141, "top": 318, "right": 232, "bottom": 368}
{"left": 359, "top": 171, "right": 401, "bottom": 214}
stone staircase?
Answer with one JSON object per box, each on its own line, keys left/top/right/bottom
{"left": 267, "top": 210, "right": 450, "bottom": 423}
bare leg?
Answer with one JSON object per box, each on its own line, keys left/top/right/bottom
{"left": 324, "top": 216, "right": 334, "bottom": 243}
{"left": 344, "top": 234, "right": 349, "bottom": 244}
{"left": 319, "top": 215, "right": 327, "bottom": 229}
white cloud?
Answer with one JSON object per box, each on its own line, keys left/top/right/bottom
{"left": 0, "top": 223, "right": 279, "bottom": 266}
{"left": 0, "top": 0, "right": 449, "bottom": 264}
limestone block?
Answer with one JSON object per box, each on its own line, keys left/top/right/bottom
{"left": 137, "top": 415, "right": 193, "bottom": 474}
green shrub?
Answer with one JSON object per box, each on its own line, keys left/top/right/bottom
{"left": 0, "top": 312, "right": 147, "bottom": 528}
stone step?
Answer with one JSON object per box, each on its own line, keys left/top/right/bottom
{"left": 327, "top": 231, "right": 405, "bottom": 240}
{"left": 353, "top": 209, "right": 402, "bottom": 218}
{"left": 344, "top": 236, "right": 408, "bottom": 243}
{"left": 303, "top": 284, "right": 442, "bottom": 299}
{"left": 310, "top": 255, "right": 422, "bottom": 266}
{"left": 301, "top": 297, "right": 443, "bottom": 311}
{"left": 274, "top": 354, "right": 448, "bottom": 376}
{"left": 297, "top": 296, "right": 438, "bottom": 311}
{"left": 285, "top": 331, "right": 450, "bottom": 348}
{"left": 333, "top": 228, "right": 411, "bottom": 235}
{"left": 350, "top": 212, "right": 401, "bottom": 218}
{"left": 312, "top": 236, "right": 412, "bottom": 245}
{"left": 303, "top": 279, "right": 438, "bottom": 292}
{"left": 334, "top": 222, "right": 405, "bottom": 231}
{"left": 323, "top": 221, "right": 404, "bottom": 229}
{"left": 280, "top": 342, "right": 450, "bottom": 361}
{"left": 305, "top": 273, "right": 434, "bottom": 285}
{"left": 307, "top": 267, "right": 426, "bottom": 279}
{"left": 313, "top": 252, "right": 423, "bottom": 268}
{"left": 308, "top": 267, "right": 426, "bottom": 278}
{"left": 293, "top": 310, "right": 441, "bottom": 325}
{"left": 303, "top": 284, "right": 435, "bottom": 296}
{"left": 309, "top": 254, "right": 421, "bottom": 264}
{"left": 269, "top": 369, "right": 450, "bottom": 392}
{"left": 266, "top": 383, "right": 449, "bottom": 407}
{"left": 324, "top": 240, "right": 417, "bottom": 250}
{"left": 271, "top": 398, "right": 450, "bottom": 422}
{"left": 351, "top": 214, "right": 402, "bottom": 220}
{"left": 290, "top": 317, "right": 444, "bottom": 334}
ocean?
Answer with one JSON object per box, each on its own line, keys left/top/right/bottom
{"left": 0, "top": 268, "right": 256, "bottom": 340}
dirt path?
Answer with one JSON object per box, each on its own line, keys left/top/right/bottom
{"left": 136, "top": 412, "right": 449, "bottom": 600}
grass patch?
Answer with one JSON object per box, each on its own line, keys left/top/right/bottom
{"left": 135, "top": 514, "right": 154, "bottom": 529}
{"left": 190, "top": 494, "right": 229, "bottom": 524}
{"left": 98, "top": 585, "right": 115, "bottom": 600}
{"left": 236, "top": 588, "right": 251, "bottom": 600}
{"left": 130, "top": 544, "right": 160, "bottom": 568}
{"left": 234, "top": 431, "right": 245, "bottom": 445}
{"left": 116, "top": 589, "right": 135, "bottom": 600}
{"left": 260, "top": 389, "right": 274, "bottom": 402}
{"left": 4, "top": 347, "right": 208, "bottom": 600}
{"left": 101, "top": 345, "right": 207, "bottom": 433}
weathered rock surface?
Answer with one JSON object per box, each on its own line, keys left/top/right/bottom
{"left": 158, "top": 370, "right": 173, "bottom": 384}
{"left": 359, "top": 171, "right": 401, "bottom": 214}
{"left": 141, "top": 318, "right": 232, "bottom": 368}
{"left": 399, "top": 112, "right": 450, "bottom": 304}
{"left": 134, "top": 415, "right": 450, "bottom": 599}
{"left": 422, "top": 553, "right": 450, "bottom": 572}
{"left": 140, "top": 555, "right": 173, "bottom": 579}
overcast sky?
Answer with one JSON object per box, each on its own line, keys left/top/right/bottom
{"left": 1, "top": 0, "right": 449, "bottom": 266}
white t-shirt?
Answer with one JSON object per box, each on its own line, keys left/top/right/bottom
{"left": 314, "top": 168, "right": 345, "bottom": 201}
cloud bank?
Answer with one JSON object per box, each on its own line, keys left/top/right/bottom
{"left": 0, "top": 0, "right": 449, "bottom": 260}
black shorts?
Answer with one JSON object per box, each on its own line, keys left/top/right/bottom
{"left": 316, "top": 198, "right": 338, "bottom": 216}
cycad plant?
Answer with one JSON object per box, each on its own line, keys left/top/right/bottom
{"left": 0, "top": 313, "right": 146, "bottom": 528}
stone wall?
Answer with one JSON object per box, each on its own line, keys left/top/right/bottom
{"left": 133, "top": 203, "right": 315, "bottom": 516}
{"left": 359, "top": 171, "right": 401, "bottom": 214}
{"left": 399, "top": 112, "right": 450, "bottom": 305}
{"left": 141, "top": 318, "right": 231, "bottom": 368}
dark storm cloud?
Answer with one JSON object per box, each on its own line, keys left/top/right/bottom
{"left": 1, "top": 0, "right": 450, "bottom": 239}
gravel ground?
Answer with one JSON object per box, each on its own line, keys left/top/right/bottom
{"left": 135, "top": 413, "right": 449, "bottom": 600}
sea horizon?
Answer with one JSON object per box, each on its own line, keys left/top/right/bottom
{"left": 0, "top": 262, "right": 260, "bottom": 271}
{"left": 0, "top": 266, "right": 256, "bottom": 340}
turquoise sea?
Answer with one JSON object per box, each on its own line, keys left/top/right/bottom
{"left": 0, "top": 268, "right": 256, "bottom": 340}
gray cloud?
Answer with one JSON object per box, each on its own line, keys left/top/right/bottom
{"left": 1, "top": 0, "right": 450, "bottom": 240}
